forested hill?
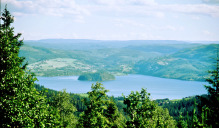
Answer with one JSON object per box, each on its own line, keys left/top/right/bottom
{"left": 78, "top": 72, "right": 115, "bottom": 81}
{"left": 134, "top": 44, "right": 218, "bottom": 81}
{"left": 20, "top": 40, "right": 218, "bottom": 81}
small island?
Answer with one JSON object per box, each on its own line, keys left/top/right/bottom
{"left": 78, "top": 72, "right": 115, "bottom": 81}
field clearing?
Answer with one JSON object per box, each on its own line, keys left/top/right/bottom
{"left": 28, "top": 58, "right": 93, "bottom": 72}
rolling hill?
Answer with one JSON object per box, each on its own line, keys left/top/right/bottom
{"left": 20, "top": 39, "right": 218, "bottom": 81}
{"left": 134, "top": 44, "right": 218, "bottom": 81}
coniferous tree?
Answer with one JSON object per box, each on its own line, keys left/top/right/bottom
{"left": 0, "top": 7, "right": 60, "bottom": 127}
{"left": 77, "top": 82, "right": 126, "bottom": 128}
{"left": 192, "top": 99, "right": 200, "bottom": 128}
{"left": 177, "top": 112, "right": 188, "bottom": 128}
{"left": 200, "top": 51, "right": 219, "bottom": 127}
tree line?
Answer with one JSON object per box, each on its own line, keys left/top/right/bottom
{"left": 1, "top": 7, "right": 218, "bottom": 127}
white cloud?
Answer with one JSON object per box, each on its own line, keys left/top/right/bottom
{"left": 3, "top": 0, "right": 219, "bottom": 20}
{"left": 163, "top": 25, "right": 184, "bottom": 31}
{"left": 154, "top": 12, "right": 165, "bottom": 18}
{"left": 12, "top": 12, "right": 27, "bottom": 17}
{"left": 161, "top": 4, "right": 219, "bottom": 17}
{"left": 2, "top": 0, "right": 90, "bottom": 21}
{"left": 192, "top": 16, "right": 201, "bottom": 20}
{"left": 84, "top": 1, "right": 219, "bottom": 20}
{"left": 73, "top": 15, "right": 86, "bottom": 23}
{"left": 3, "top": 0, "right": 219, "bottom": 41}
{"left": 150, "top": 25, "right": 184, "bottom": 32}
{"left": 92, "top": 0, "right": 156, "bottom": 6}
{"left": 203, "top": 30, "right": 211, "bottom": 35}
{"left": 114, "top": 19, "right": 145, "bottom": 27}
{"left": 93, "top": 0, "right": 118, "bottom": 5}
{"left": 22, "top": 31, "right": 80, "bottom": 40}
{"left": 165, "top": 25, "right": 177, "bottom": 31}
{"left": 127, "top": 0, "right": 157, "bottom": 6}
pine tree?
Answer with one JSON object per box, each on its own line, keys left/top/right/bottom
{"left": 200, "top": 49, "right": 219, "bottom": 127}
{"left": 0, "top": 7, "right": 60, "bottom": 127}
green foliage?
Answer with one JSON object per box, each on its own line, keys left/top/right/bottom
{"left": 175, "top": 51, "right": 219, "bottom": 128}
{"left": 153, "top": 107, "right": 176, "bottom": 127}
{"left": 199, "top": 52, "right": 219, "bottom": 127}
{"left": 123, "top": 89, "right": 155, "bottom": 127}
{"left": 78, "top": 72, "right": 115, "bottom": 81}
{"left": 123, "top": 89, "right": 176, "bottom": 128}
{"left": 159, "top": 96, "right": 200, "bottom": 125}
{"left": 177, "top": 112, "right": 188, "bottom": 128}
{"left": 78, "top": 82, "right": 126, "bottom": 128}
{"left": 0, "top": 7, "right": 60, "bottom": 127}
{"left": 49, "top": 90, "right": 77, "bottom": 128}
{"left": 191, "top": 100, "right": 200, "bottom": 128}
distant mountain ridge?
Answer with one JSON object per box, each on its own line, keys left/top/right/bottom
{"left": 24, "top": 39, "right": 200, "bottom": 50}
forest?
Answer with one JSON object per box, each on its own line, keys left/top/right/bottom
{"left": 1, "top": 7, "right": 219, "bottom": 128}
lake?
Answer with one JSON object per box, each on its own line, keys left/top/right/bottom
{"left": 36, "top": 74, "right": 207, "bottom": 100}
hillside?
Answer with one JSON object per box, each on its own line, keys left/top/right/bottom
{"left": 20, "top": 40, "right": 218, "bottom": 81}
{"left": 134, "top": 44, "right": 218, "bottom": 81}
{"left": 22, "top": 40, "right": 186, "bottom": 76}
{"left": 20, "top": 45, "right": 96, "bottom": 76}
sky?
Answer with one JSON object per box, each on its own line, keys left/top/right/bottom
{"left": 1, "top": 0, "right": 219, "bottom": 41}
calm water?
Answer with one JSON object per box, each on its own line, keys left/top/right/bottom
{"left": 36, "top": 74, "right": 207, "bottom": 100}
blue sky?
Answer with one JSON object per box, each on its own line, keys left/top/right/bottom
{"left": 1, "top": 0, "right": 219, "bottom": 40}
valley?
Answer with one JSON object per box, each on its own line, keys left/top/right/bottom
{"left": 20, "top": 39, "right": 218, "bottom": 81}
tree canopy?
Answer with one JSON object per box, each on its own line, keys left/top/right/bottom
{"left": 0, "top": 7, "right": 60, "bottom": 127}
{"left": 78, "top": 82, "right": 126, "bottom": 128}
{"left": 123, "top": 88, "right": 176, "bottom": 128}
